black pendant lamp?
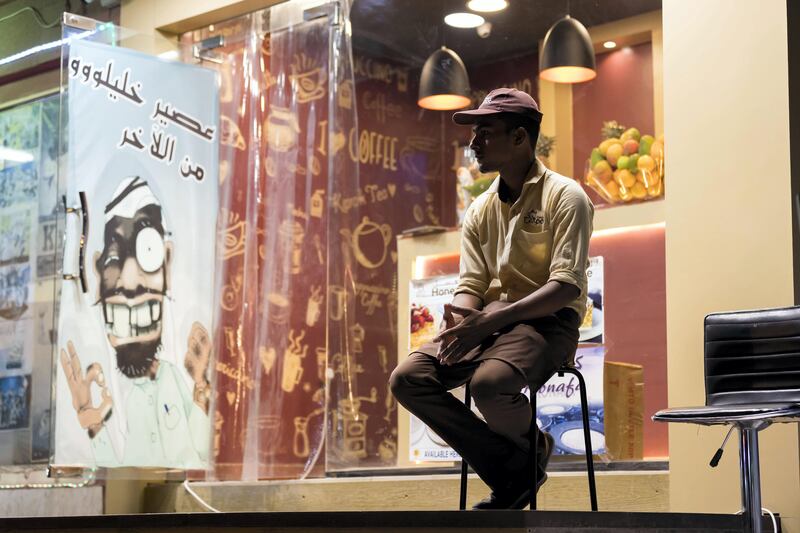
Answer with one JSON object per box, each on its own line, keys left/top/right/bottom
{"left": 539, "top": 15, "right": 596, "bottom": 84}
{"left": 418, "top": 46, "right": 471, "bottom": 111}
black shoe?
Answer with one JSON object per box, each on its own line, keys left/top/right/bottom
{"left": 471, "top": 475, "right": 530, "bottom": 510}
{"left": 472, "top": 433, "right": 556, "bottom": 511}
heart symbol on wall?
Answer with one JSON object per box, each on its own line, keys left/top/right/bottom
{"left": 387, "top": 183, "right": 396, "bottom": 197}
{"left": 226, "top": 391, "right": 236, "bottom": 405}
{"left": 259, "top": 346, "right": 277, "bottom": 374}
{"left": 332, "top": 131, "right": 346, "bottom": 154}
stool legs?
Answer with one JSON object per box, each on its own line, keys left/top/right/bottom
{"left": 739, "top": 427, "right": 763, "bottom": 533}
{"left": 458, "top": 368, "right": 598, "bottom": 512}
{"left": 530, "top": 391, "right": 538, "bottom": 509}
{"left": 533, "top": 368, "right": 598, "bottom": 511}
{"left": 569, "top": 369, "right": 599, "bottom": 511}
{"left": 458, "top": 384, "right": 471, "bottom": 510}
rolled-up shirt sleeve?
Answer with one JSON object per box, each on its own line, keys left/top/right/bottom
{"left": 456, "top": 202, "right": 490, "bottom": 300}
{"left": 547, "top": 186, "right": 594, "bottom": 293}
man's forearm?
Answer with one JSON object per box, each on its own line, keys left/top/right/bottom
{"left": 488, "top": 281, "right": 579, "bottom": 331}
{"left": 452, "top": 292, "right": 483, "bottom": 311}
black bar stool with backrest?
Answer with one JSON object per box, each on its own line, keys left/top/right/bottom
{"left": 653, "top": 306, "right": 800, "bottom": 533}
{"left": 458, "top": 362, "right": 598, "bottom": 511}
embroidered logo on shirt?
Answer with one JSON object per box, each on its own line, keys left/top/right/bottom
{"left": 524, "top": 209, "right": 545, "bottom": 225}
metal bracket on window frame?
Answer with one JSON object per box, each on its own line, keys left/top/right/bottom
{"left": 193, "top": 35, "right": 225, "bottom": 64}
{"left": 304, "top": 1, "right": 343, "bottom": 27}
{"left": 62, "top": 191, "right": 89, "bottom": 294}
{"left": 62, "top": 12, "right": 101, "bottom": 31}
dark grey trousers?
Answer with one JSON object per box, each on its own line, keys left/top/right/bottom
{"left": 389, "top": 308, "right": 580, "bottom": 490}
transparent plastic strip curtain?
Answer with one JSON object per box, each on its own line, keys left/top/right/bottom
{"left": 205, "top": 0, "right": 354, "bottom": 480}
{"left": 324, "top": 1, "right": 385, "bottom": 472}
{"left": 245, "top": 1, "right": 332, "bottom": 480}
{"left": 52, "top": 18, "right": 116, "bottom": 474}
{"left": 203, "top": 14, "right": 253, "bottom": 480}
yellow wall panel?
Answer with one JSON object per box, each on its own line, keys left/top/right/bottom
{"left": 663, "top": 0, "right": 799, "bottom": 529}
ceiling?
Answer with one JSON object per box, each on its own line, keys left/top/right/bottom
{"left": 0, "top": 0, "right": 118, "bottom": 81}
{"left": 350, "top": 0, "right": 662, "bottom": 67}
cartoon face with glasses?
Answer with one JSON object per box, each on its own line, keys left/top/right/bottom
{"left": 95, "top": 176, "right": 172, "bottom": 377}
{"left": 59, "top": 176, "right": 210, "bottom": 466}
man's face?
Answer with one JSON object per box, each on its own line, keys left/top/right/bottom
{"left": 469, "top": 117, "right": 516, "bottom": 173}
{"left": 95, "top": 204, "right": 171, "bottom": 377}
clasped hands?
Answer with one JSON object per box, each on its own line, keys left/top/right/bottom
{"left": 434, "top": 303, "right": 503, "bottom": 366}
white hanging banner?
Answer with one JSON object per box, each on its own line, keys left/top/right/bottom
{"left": 55, "top": 40, "right": 219, "bottom": 469}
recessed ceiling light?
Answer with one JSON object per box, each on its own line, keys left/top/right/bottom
{"left": 467, "top": 0, "right": 508, "bottom": 12}
{"left": 603, "top": 40, "right": 617, "bottom": 49}
{"left": 444, "top": 12, "right": 485, "bottom": 28}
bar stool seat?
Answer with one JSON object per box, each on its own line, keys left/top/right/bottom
{"left": 458, "top": 362, "right": 598, "bottom": 511}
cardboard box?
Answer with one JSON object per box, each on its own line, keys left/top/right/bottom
{"left": 603, "top": 361, "right": 644, "bottom": 460}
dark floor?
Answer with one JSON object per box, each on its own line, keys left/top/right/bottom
{"left": 0, "top": 510, "right": 779, "bottom": 533}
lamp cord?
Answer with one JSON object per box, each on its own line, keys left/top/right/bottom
{"left": 182, "top": 479, "right": 222, "bottom": 513}
{"left": 441, "top": 0, "right": 446, "bottom": 48}
{"left": 0, "top": 6, "right": 61, "bottom": 29}
{"left": 763, "top": 507, "right": 778, "bottom": 533}
{"left": 734, "top": 507, "right": 778, "bottom": 533}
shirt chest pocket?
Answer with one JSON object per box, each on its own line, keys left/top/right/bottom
{"left": 510, "top": 228, "right": 552, "bottom": 277}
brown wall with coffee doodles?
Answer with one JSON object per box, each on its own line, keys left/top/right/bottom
{"left": 188, "top": 21, "right": 546, "bottom": 477}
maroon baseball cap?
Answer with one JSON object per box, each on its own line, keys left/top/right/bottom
{"left": 452, "top": 88, "right": 543, "bottom": 125}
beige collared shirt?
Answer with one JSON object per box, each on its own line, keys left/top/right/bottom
{"left": 456, "top": 159, "right": 594, "bottom": 318}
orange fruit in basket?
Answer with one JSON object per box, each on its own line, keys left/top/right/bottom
{"left": 599, "top": 138, "right": 620, "bottom": 157}
{"left": 638, "top": 168, "right": 658, "bottom": 188}
{"left": 645, "top": 176, "right": 663, "bottom": 198}
{"left": 650, "top": 140, "right": 664, "bottom": 160}
{"left": 623, "top": 139, "right": 639, "bottom": 155}
{"left": 621, "top": 127, "right": 641, "bottom": 143}
{"left": 631, "top": 182, "right": 647, "bottom": 199}
{"left": 637, "top": 155, "right": 656, "bottom": 172}
{"left": 618, "top": 183, "right": 632, "bottom": 202}
{"left": 587, "top": 173, "right": 615, "bottom": 203}
{"left": 615, "top": 168, "right": 636, "bottom": 188}
{"left": 593, "top": 160, "right": 613, "bottom": 182}
{"left": 648, "top": 170, "right": 661, "bottom": 185}
{"left": 605, "top": 179, "right": 620, "bottom": 200}
{"left": 606, "top": 143, "right": 624, "bottom": 167}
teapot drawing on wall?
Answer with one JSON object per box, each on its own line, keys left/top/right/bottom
{"left": 339, "top": 216, "right": 392, "bottom": 270}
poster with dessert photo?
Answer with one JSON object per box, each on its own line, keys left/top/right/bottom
{"left": 408, "top": 274, "right": 459, "bottom": 352}
{"left": 579, "top": 256, "right": 604, "bottom": 344}
{"left": 408, "top": 274, "right": 460, "bottom": 461}
{"left": 535, "top": 344, "right": 605, "bottom": 455}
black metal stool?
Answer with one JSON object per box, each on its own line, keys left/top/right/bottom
{"left": 458, "top": 363, "right": 598, "bottom": 511}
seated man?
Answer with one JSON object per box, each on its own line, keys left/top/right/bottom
{"left": 390, "top": 88, "right": 593, "bottom": 510}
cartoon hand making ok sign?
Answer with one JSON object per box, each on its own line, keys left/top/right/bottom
{"left": 60, "top": 341, "right": 113, "bottom": 438}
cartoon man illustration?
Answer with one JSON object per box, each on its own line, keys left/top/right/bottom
{"left": 60, "top": 176, "right": 211, "bottom": 467}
